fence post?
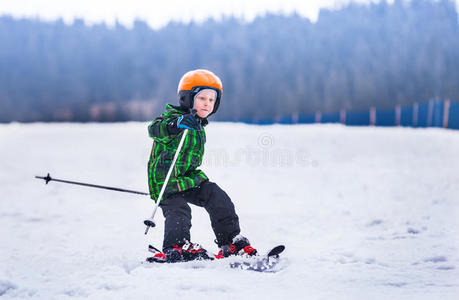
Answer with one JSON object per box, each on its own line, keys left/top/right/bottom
{"left": 315, "top": 111, "right": 322, "bottom": 123}
{"left": 292, "top": 112, "right": 299, "bottom": 124}
{"left": 340, "top": 108, "right": 346, "bottom": 125}
{"left": 413, "top": 102, "right": 418, "bottom": 127}
{"left": 274, "top": 115, "right": 281, "bottom": 124}
{"left": 395, "top": 104, "right": 401, "bottom": 126}
{"left": 370, "top": 107, "right": 376, "bottom": 126}
{"left": 427, "top": 99, "right": 434, "bottom": 127}
{"left": 443, "top": 99, "right": 450, "bottom": 129}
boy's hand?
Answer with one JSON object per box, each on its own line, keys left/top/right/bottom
{"left": 174, "top": 109, "right": 202, "bottom": 131}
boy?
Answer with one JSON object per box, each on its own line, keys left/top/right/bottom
{"left": 147, "top": 69, "right": 257, "bottom": 262}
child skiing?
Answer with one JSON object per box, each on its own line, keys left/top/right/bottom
{"left": 147, "top": 69, "right": 257, "bottom": 262}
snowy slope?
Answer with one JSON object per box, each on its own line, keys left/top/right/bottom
{"left": 0, "top": 122, "right": 458, "bottom": 300}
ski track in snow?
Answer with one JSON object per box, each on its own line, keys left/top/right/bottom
{"left": 0, "top": 122, "right": 458, "bottom": 299}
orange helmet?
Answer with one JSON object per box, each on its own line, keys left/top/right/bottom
{"left": 177, "top": 69, "right": 223, "bottom": 116}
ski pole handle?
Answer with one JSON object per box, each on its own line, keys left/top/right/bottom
{"left": 144, "top": 129, "right": 189, "bottom": 234}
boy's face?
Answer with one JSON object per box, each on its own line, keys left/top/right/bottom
{"left": 193, "top": 89, "right": 216, "bottom": 118}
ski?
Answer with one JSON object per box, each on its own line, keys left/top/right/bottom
{"left": 146, "top": 244, "right": 167, "bottom": 263}
{"left": 145, "top": 244, "right": 285, "bottom": 273}
{"left": 229, "top": 245, "right": 285, "bottom": 273}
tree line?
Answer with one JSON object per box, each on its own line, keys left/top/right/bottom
{"left": 0, "top": 0, "right": 458, "bottom": 122}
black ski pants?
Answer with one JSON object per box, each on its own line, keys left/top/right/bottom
{"left": 159, "top": 180, "right": 240, "bottom": 249}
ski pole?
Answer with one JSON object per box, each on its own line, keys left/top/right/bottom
{"left": 35, "top": 173, "right": 149, "bottom": 196}
{"left": 144, "top": 129, "right": 189, "bottom": 235}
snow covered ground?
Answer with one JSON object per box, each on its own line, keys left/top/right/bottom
{"left": 1, "top": 122, "right": 458, "bottom": 300}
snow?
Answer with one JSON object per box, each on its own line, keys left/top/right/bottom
{"left": 1, "top": 122, "right": 458, "bottom": 299}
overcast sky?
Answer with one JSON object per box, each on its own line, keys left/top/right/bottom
{"left": 0, "top": 0, "right": 407, "bottom": 29}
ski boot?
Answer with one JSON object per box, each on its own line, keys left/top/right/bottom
{"left": 215, "top": 235, "right": 257, "bottom": 259}
{"left": 147, "top": 241, "right": 213, "bottom": 263}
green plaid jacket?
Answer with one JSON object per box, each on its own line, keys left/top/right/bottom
{"left": 147, "top": 104, "right": 208, "bottom": 201}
